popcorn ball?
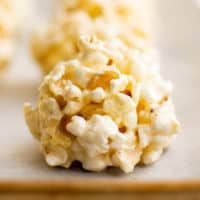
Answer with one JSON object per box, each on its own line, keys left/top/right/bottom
{"left": 24, "top": 36, "right": 179, "bottom": 173}
{"left": 31, "top": 0, "right": 150, "bottom": 74}
{"left": 0, "top": 0, "right": 18, "bottom": 72}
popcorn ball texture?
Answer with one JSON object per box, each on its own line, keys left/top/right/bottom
{"left": 24, "top": 37, "right": 179, "bottom": 173}
{"left": 0, "top": 0, "right": 18, "bottom": 72}
{"left": 31, "top": 0, "right": 150, "bottom": 74}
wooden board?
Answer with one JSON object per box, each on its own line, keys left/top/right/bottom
{"left": 0, "top": 0, "right": 200, "bottom": 199}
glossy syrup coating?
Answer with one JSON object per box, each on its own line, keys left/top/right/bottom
{"left": 24, "top": 36, "right": 179, "bottom": 173}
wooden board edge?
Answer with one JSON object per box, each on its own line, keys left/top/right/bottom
{"left": 0, "top": 179, "right": 200, "bottom": 193}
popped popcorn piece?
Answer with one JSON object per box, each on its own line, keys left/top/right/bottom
{"left": 65, "top": 83, "right": 82, "bottom": 100}
{"left": 103, "top": 94, "right": 136, "bottom": 127}
{"left": 46, "top": 146, "right": 68, "bottom": 166}
{"left": 110, "top": 75, "right": 129, "bottom": 92}
{"left": 66, "top": 116, "right": 86, "bottom": 137}
{"left": 142, "top": 148, "right": 163, "bottom": 165}
{"left": 63, "top": 100, "right": 82, "bottom": 115}
{"left": 31, "top": 0, "right": 151, "bottom": 74}
{"left": 90, "top": 87, "right": 106, "bottom": 103}
{"left": 24, "top": 37, "right": 179, "bottom": 173}
{"left": 151, "top": 100, "right": 179, "bottom": 135}
{"left": 124, "top": 112, "right": 137, "bottom": 131}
